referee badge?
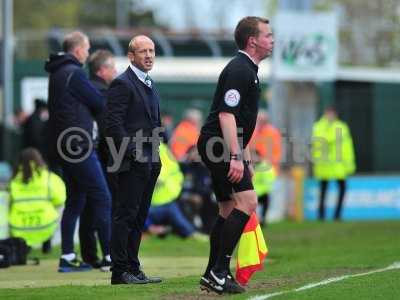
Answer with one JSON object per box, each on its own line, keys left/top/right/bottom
{"left": 224, "top": 89, "right": 240, "bottom": 107}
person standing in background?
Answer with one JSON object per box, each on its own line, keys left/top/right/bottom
{"left": 249, "top": 110, "right": 281, "bottom": 226}
{"left": 249, "top": 110, "right": 282, "bottom": 173}
{"left": 170, "top": 108, "right": 202, "bottom": 161}
{"left": 78, "top": 50, "right": 117, "bottom": 271}
{"left": 311, "top": 106, "right": 356, "bottom": 221}
{"left": 22, "top": 99, "right": 49, "bottom": 160}
{"left": 251, "top": 150, "right": 276, "bottom": 227}
{"left": 45, "top": 31, "right": 111, "bottom": 272}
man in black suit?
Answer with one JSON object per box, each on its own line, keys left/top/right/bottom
{"left": 106, "top": 35, "right": 162, "bottom": 285}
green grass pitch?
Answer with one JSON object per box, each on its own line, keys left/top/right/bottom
{"left": 0, "top": 221, "right": 399, "bottom": 299}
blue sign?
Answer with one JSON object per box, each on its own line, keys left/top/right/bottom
{"left": 304, "top": 176, "right": 400, "bottom": 220}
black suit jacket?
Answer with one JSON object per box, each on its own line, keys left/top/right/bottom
{"left": 106, "top": 67, "right": 161, "bottom": 172}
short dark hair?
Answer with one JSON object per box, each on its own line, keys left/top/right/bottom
{"left": 88, "top": 50, "right": 113, "bottom": 78}
{"left": 34, "top": 98, "right": 47, "bottom": 110}
{"left": 62, "top": 31, "right": 88, "bottom": 53}
{"left": 234, "top": 16, "right": 269, "bottom": 50}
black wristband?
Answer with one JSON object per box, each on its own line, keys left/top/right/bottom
{"left": 230, "top": 153, "right": 242, "bottom": 161}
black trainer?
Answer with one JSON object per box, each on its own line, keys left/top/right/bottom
{"left": 111, "top": 271, "right": 148, "bottom": 285}
{"left": 225, "top": 272, "right": 246, "bottom": 294}
{"left": 200, "top": 269, "right": 245, "bottom": 294}
{"left": 200, "top": 273, "right": 224, "bottom": 295}
{"left": 58, "top": 258, "right": 92, "bottom": 273}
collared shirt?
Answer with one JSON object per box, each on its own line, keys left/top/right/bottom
{"left": 130, "top": 63, "right": 158, "bottom": 123}
{"left": 130, "top": 63, "right": 148, "bottom": 84}
{"left": 200, "top": 51, "right": 261, "bottom": 149}
{"left": 238, "top": 50, "right": 258, "bottom": 66}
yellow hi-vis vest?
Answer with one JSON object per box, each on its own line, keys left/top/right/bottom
{"left": 311, "top": 117, "right": 356, "bottom": 180}
{"left": 253, "top": 161, "right": 276, "bottom": 197}
{"left": 8, "top": 168, "right": 66, "bottom": 247}
{"left": 152, "top": 143, "right": 184, "bottom": 206}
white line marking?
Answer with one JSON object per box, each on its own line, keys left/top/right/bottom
{"left": 249, "top": 261, "right": 400, "bottom": 300}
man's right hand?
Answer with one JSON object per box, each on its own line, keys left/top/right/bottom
{"left": 227, "top": 159, "right": 244, "bottom": 183}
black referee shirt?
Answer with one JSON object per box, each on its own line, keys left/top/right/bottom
{"left": 200, "top": 51, "right": 261, "bottom": 149}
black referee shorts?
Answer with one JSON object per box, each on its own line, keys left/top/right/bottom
{"left": 197, "top": 135, "right": 254, "bottom": 202}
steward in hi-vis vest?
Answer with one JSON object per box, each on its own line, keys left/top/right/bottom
{"left": 311, "top": 106, "right": 356, "bottom": 220}
{"left": 8, "top": 148, "right": 66, "bottom": 247}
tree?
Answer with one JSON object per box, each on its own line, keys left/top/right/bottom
{"left": 14, "top": 0, "right": 158, "bottom": 31}
{"left": 13, "top": 0, "right": 159, "bottom": 59}
{"left": 314, "top": 0, "right": 400, "bottom": 67}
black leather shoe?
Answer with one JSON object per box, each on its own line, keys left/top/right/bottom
{"left": 111, "top": 271, "right": 149, "bottom": 285}
{"left": 135, "top": 270, "right": 162, "bottom": 283}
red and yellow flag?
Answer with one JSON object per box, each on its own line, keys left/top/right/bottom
{"left": 235, "top": 212, "right": 268, "bottom": 285}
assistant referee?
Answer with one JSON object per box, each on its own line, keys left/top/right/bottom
{"left": 197, "top": 16, "right": 274, "bottom": 294}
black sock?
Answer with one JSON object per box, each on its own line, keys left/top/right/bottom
{"left": 204, "top": 215, "right": 225, "bottom": 276}
{"left": 214, "top": 209, "right": 250, "bottom": 273}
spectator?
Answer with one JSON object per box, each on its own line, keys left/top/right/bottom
{"left": 249, "top": 110, "right": 282, "bottom": 173}
{"left": 146, "top": 143, "right": 207, "bottom": 241}
{"left": 251, "top": 150, "right": 276, "bottom": 227}
{"left": 311, "top": 106, "right": 356, "bottom": 221}
{"left": 160, "top": 110, "right": 174, "bottom": 143}
{"left": 170, "top": 108, "right": 202, "bottom": 161}
{"left": 8, "top": 148, "right": 66, "bottom": 253}
{"left": 179, "top": 146, "right": 217, "bottom": 233}
{"left": 23, "top": 99, "right": 49, "bottom": 160}
{"left": 11, "top": 108, "right": 29, "bottom": 132}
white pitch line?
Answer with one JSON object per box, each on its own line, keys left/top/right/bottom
{"left": 249, "top": 261, "right": 400, "bottom": 300}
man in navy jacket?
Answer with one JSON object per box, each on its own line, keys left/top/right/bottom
{"left": 45, "top": 31, "right": 111, "bottom": 272}
{"left": 106, "top": 35, "right": 162, "bottom": 285}
{"left": 79, "top": 49, "right": 117, "bottom": 271}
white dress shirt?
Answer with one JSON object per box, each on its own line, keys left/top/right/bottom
{"left": 238, "top": 50, "right": 258, "bottom": 66}
{"left": 129, "top": 64, "right": 151, "bottom": 87}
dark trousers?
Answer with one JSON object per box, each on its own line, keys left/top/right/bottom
{"left": 42, "top": 238, "right": 52, "bottom": 254}
{"left": 111, "top": 159, "right": 161, "bottom": 275}
{"left": 60, "top": 152, "right": 111, "bottom": 255}
{"left": 318, "top": 179, "right": 346, "bottom": 220}
{"left": 79, "top": 157, "right": 116, "bottom": 263}
{"left": 258, "top": 194, "right": 270, "bottom": 226}
{"left": 79, "top": 200, "right": 100, "bottom": 263}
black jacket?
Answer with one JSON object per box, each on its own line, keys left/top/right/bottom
{"left": 90, "top": 76, "right": 109, "bottom": 164}
{"left": 45, "top": 53, "right": 106, "bottom": 160}
{"left": 106, "top": 67, "right": 161, "bottom": 170}
{"left": 22, "top": 108, "right": 48, "bottom": 157}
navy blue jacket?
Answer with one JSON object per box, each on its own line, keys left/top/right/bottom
{"left": 90, "top": 76, "right": 109, "bottom": 165}
{"left": 106, "top": 67, "right": 161, "bottom": 170}
{"left": 45, "top": 53, "right": 106, "bottom": 159}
